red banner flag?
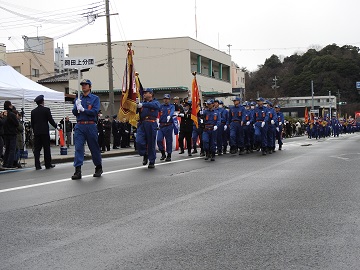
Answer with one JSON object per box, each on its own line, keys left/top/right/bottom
{"left": 304, "top": 107, "right": 309, "bottom": 124}
{"left": 191, "top": 72, "right": 200, "bottom": 128}
{"left": 118, "top": 43, "right": 139, "bottom": 127}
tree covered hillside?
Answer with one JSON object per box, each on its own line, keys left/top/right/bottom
{"left": 245, "top": 44, "right": 360, "bottom": 115}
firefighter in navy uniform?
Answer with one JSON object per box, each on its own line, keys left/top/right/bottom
{"left": 202, "top": 99, "right": 221, "bottom": 161}
{"left": 136, "top": 88, "right": 161, "bottom": 169}
{"left": 72, "top": 79, "right": 103, "bottom": 180}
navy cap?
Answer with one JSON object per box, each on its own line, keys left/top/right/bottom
{"left": 206, "top": 99, "right": 214, "bottom": 104}
{"left": 34, "top": 95, "right": 44, "bottom": 103}
{"left": 144, "top": 88, "right": 153, "bottom": 93}
{"left": 219, "top": 100, "right": 224, "bottom": 104}
{"left": 256, "top": 97, "right": 265, "bottom": 102}
{"left": 275, "top": 104, "right": 281, "bottom": 108}
{"left": 113, "top": 114, "right": 118, "bottom": 118}
{"left": 80, "top": 79, "right": 92, "bottom": 86}
{"left": 250, "top": 101, "right": 256, "bottom": 106}
{"left": 214, "top": 99, "right": 220, "bottom": 103}
{"left": 163, "top": 94, "right": 171, "bottom": 99}
{"left": 233, "top": 97, "right": 241, "bottom": 102}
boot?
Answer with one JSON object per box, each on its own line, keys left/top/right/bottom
{"left": 261, "top": 148, "right": 267, "bottom": 156}
{"left": 192, "top": 149, "right": 198, "bottom": 154}
{"left": 223, "top": 146, "right": 227, "bottom": 154}
{"left": 179, "top": 149, "right": 184, "bottom": 154}
{"left": 200, "top": 151, "right": 205, "bottom": 157}
{"left": 230, "top": 146, "right": 236, "bottom": 154}
{"left": 279, "top": 144, "right": 282, "bottom": 150}
{"left": 272, "top": 146, "right": 276, "bottom": 153}
{"left": 93, "top": 165, "right": 103, "bottom": 177}
{"left": 267, "top": 147, "right": 272, "bottom": 154}
{"left": 148, "top": 162, "right": 155, "bottom": 169}
{"left": 204, "top": 151, "right": 209, "bottom": 160}
{"left": 238, "top": 147, "right": 245, "bottom": 155}
{"left": 71, "top": 166, "right": 82, "bottom": 180}
{"left": 165, "top": 153, "right": 172, "bottom": 161}
{"left": 142, "top": 154, "right": 148, "bottom": 165}
{"left": 217, "top": 149, "right": 222, "bottom": 156}
{"left": 211, "top": 152, "right": 215, "bottom": 161}
{"left": 188, "top": 150, "right": 192, "bottom": 157}
{"left": 160, "top": 150, "right": 166, "bottom": 161}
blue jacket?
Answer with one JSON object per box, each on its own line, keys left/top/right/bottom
{"left": 203, "top": 108, "right": 221, "bottom": 127}
{"left": 138, "top": 98, "right": 161, "bottom": 121}
{"left": 72, "top": 93, "right": 100, "bottom": 122}
{"left": 229, "top": 105, "right": 245, "bottom": 122}
{"left": 159, "top": 103, "right": 175, "bottom": 123}
{"left": 253, "top": 106, "right": 269, "bottom": 123}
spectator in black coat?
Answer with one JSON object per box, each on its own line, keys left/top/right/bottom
{"left": 31, "top": 95, "right": 57, "bottom": 170}
{"left": 2, "top": 100, "right": 19, "bottom": 169}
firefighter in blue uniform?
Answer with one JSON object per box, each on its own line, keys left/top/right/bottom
{"left": 71, "top": 79, "right": 102, "bottom": 180}
{"left": 136, "top": 88, "right": 161, "bottom": 169}
{"left": 219, "top": 100, "right": 229, "bottom": 154}
{"left": 249, "top": 101, "right": 256, "bottom": 150}
{"left": 274, "top": 104, "right": 284, "bottom": 150}
{"left": 157, "top": 94, "right": 175, "bottom": 162}
{"left": 253, "top": 97, "right": 269, "bottom": 155}
{"left": 202, "top": 99, "right": 221, "bottom": 161}
{"left": 192, "top": 104, "right": 205, "bottom": 156}
{"left": 228, "top": 97, "right": 246, "bottom": 154}
{"left": 265, "top": 100, "right": 277, "bottom": 154}
{"left": 243, "top": 101, "right": 254, "bottom": 153}
{"left": 214, "top": 100, "right": 225, "bottom": 155}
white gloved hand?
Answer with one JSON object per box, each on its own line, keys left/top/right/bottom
{"left": 261, "top": 121, "right": 265, "bottom": 128}
{"left": 279, "top": 122, "right": 282, "bottom": 126}
{"left": 246, "top": 121, "right": 250, "bottom": 126}
{"left": 75, "top": 99, "right": 82, "bottom": 107}
{"left": 224, "top": 125, "right": 227, "bottom": 131}
{"left": 178, "top": 113, "right": 185, "bottom": 117}
{"left": 271, "top": 120, "right": 275, "bottom": 125}
{"left": 276, "top": 127, "right": 279, "bottom": 132}
{"left": 167, "top": 116, "right": 171, "bottom": 122}
{"left": 137, "top": 103, "right": 143, "bottom": 108}
{"left": 77, "top": 104, "right": 85, "bottom": 112}
{"left": 125, "top": 130, "right": 129, "bottom": 133}
{"left": 200, "top": 119, "right": 204, "bottom": 124}
{"left": 213, "top": 126, "right": 218, "bottom": 131}
{"left": 199, "top": 110, "right": 204, "bottom": 115}
{"left": 135, "top": 98, "right": 140, "bottom": 104}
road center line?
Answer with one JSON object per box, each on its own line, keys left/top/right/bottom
{"left": 0, "top": 157, "right": 201, "bottom": 194}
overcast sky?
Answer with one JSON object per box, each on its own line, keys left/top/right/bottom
{"left": 0, "top": 0, "right": 359, "bottom": 71}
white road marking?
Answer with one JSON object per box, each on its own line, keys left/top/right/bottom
{"left": 0, "top": 157, "right": 201, "bottom": 194}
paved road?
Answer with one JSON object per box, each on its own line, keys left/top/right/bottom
{"left": 1, "top": 134, "right": 360, "bottom": 269}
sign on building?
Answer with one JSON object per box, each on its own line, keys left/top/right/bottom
{"left": 63, "top": 57, "right": 95, "bottom": 68}
{"left": 356, "top": 82, "right": 360, "bottom": 89}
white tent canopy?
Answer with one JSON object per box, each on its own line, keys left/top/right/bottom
{"left": 0, "top": 66, "right": 64, "bottom": 102}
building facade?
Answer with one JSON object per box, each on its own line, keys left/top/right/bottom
{"left": 5, "top": 36, "right": 54, "bottom": 81}
{"left": 68, "top": 36, "right": 233, "bottom": 114}
{"left": 231, "top": 62, "right": 245, "bottom": 100}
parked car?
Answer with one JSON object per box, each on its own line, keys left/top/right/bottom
{"left": 49, "top": 124, "right": 56, "bottom": 141}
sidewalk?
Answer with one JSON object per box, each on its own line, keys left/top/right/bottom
{"left": 19, "top": 144, "right": 137, "bottom": 169}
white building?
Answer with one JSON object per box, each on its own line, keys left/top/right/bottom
{"left": 68, "top": 36, "right": 234, "bottom": 114}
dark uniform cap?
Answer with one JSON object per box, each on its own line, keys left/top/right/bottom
{"left": 206, "top": 99, "right": 214, "bottom": 104}
{"left": 80, "top": 79, "right": 92, "bottom": 86}
{"left": 144, "top": 88, "right": 153, "bottom": 93}
{"left": 113, "top": 114, "right": 118, "bottom": 119}
{"left": 219, "top": 100, "right": 224, "bottom": 104}
{"left": 34, "top": 95, "right": 44, "bottom": 103}
{"left": 163, "top": 94, "right": 171, "bottom": 99}
{"left": 256, "top": 97, "right": 265, "bottom": 102}
{"left": 233, "top": 97, "right": 241, "bottom": 101}
{"left": 275, "top": 105, "right": 281, "bottom": 108}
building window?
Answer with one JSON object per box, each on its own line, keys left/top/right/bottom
{"left": 296, "top": 100, "right": 299, "bottom": 103}
{"left": 13, "top": 66, "right": 21, "bottom": 73}
{"left": 32, "top": 68, "right": 39, "bottom": 77}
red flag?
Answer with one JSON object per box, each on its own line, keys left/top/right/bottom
{"left": 191, "top": 73, "right": 200, "bottom": 128}
{"left": 118, "top": 43, "right": 139, "bottom": 127}
{"left": 304, "top": 107, "right": 309, "bottom": 124}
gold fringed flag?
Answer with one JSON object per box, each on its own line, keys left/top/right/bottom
{"left": 191, "top": 71, "right": 200, "bottom": 128}
{"left": 118, "top": 43, "right": 139, "bottom": 127}
{"left": 304, "top": 107, "right": 309, "bottom": 124}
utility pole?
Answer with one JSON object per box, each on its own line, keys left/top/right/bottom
{"left": 311, "top": 80, "right": 314, "bottom": 110}
{"left": 337, "top": 89, "right": 341, "bottom": 117}
{"left": 329, "top": 91, "right": 332, "bottom": 118}
{"left": 105, "top": 0, "right": 114, "bottom": 116}
{"left": 227, "top": 44, "right": 232, "bottom": 55}
{"left": 272, "top": 76, "right": 279, "bottom": 98}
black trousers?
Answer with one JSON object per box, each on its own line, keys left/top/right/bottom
{"left": 33, "top": 134, "right": 52, "bottom": 168}
{"left": 178, "top": 130, "right": 192, "bottom": 152}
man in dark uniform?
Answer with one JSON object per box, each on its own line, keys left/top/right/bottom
{"left": 96, "top": 111, "right": 105, "bottom": 152}
{"left": 72, "top": 79, "right": 103, "bottom": 179}
{"left": 112, "top": 114, "right": 120, "bottom": 149}
{"left": 31, "top": 95, "right": 57, "bottom": 170}
{"left": 178, "top": 101, "right": 194, "bottom": 156}
{"left": 103, "top": 115, "right": 112, "bottom": 151}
